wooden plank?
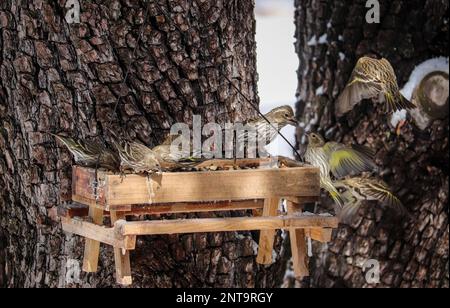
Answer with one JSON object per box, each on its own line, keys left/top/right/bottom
{"left": 285, "top": 196, "right": 320, "bottom": 204}
{"left": 115, "top": 215, "right": 338, "bottom": 236}
{"left": 110, "top": 211, "right": 133, "bottom": 286}
{"left": 58, "top": 203, "right": 90, "bottom": 218}
{"left": 308, "top": 228, "right": 333, "bottom": 243}
{"left": 256, "top": 198, "right": 280, "bottom": 265}
{"left": 58, "top": 200, "right": 265, "bottom": 219}
{"left": 72, "top": 166, "right": 107, "bottom": 206}
{"left": 287, "top": 201, "right": 309, "bottom": 279}
{"left": 82, "top": 206, "right": 104, "bottom": 272}
{"left": 61, "top": 217, "right": 135, "bottom": 250}
{"left": 72, "top": 166, "right": 320, "bottom": 208}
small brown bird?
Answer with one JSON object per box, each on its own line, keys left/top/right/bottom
{"left": 152, "top": 134, "right": 204, "bottom": 170}
{"left": 52, "top": 134, "right": 120, "bottom": 171}
{"left": 237, "top": 105, "right": 298, "bottom": 146}
{"left": 304, "top": 133, "right": 377, "bottom": 208}
{"left": 113, "top": 140, "right": 161, "bottom": 174}
{"left": 334, "top": 176, "right": 410, "bottom": 224}
{"left": 336, "top": 56, "right": 416, "bottom": 117}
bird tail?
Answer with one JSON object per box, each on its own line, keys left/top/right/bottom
{"left": 385, "top": 92, "right": 416, "bottom": 113}
{"left": 339, "top": 202, "right": 363, "bottom": 225}
{"left": 323, "top": 181, "right": 345, "bottom": 209}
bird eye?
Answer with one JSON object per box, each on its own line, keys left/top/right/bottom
{"left": 284, "top": 113, "right": 290, "bottom": 117}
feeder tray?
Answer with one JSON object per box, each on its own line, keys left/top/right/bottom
{"left": 59, "top": 158, "right": 338, "bottom": 285}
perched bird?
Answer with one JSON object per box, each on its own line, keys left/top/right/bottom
{"left": 336, "top": 56, "right": 416, "bottom": 117}
{"left": 52, "top": 134, "right": 120, "bottom": 171}
{"left": 304, "top": 132, "right": 377, "bottom": 208}
{"left": 237, "top": 105, "right": 298, "bottom": 146}
{"left": 334, "top": 176, "right": 409, "bottom": 224}
{"left": 152, "top": 134, "right": 204, "bottom": 170}
{"left": 152, "top": 134, "right": 196, "bottom": 162}
{"left": 113, "top": 140, "right": 161, "bottom": 174}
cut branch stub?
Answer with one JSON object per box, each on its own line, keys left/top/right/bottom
{"left": 411, "top": 71, "right": 449, "bottom": 130}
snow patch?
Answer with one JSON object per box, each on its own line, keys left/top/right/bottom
{"left": 315, "top": 85, "right": 325, "bottom": 96}
{"left": 390, "top": 109, "right": 407, "bottom": 128}
{"left": 318, "top": 33, "right": 328, "bottom": 44}
{"left": 339, "top": 52, "right": 346, "bottom": 61}
{"left": 307, "top": 34, "right": 328, "bottom": 46}
{"left": 307, "top": 35, "right": 318, "bottom": 46}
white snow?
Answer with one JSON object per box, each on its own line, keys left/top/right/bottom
{"left": 390, "top": 109, "right": 407, "bottom": 128}
{"left": 307, "top": 237, "right": 313, "bottom": 257}
{"left": 318, "top": 34, "right": 328, "bottom": 44}
{"left": 307, "top": 35, "right": 318, "bottom": 46}
{"left": 339, "top": 52, "right": 346, "bottom": 61}
{"left": 315, "top": 85, "right": 325, "bottom": 96}
{"left": 400, "top": 57, "right": 449, "bottom": 101}
{"left": 307, "top": 34, "right": 328, "bottom": 46}
{"left": 338, "top": 35, "right": 344, "bottom": 41}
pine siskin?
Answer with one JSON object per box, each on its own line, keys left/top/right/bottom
{"left": 304, "top": 132, "right": 377, "bottom": 208}
{"left": 52, "top": 134, "right": 120, "bottom": 171}
{"left": 237, "top": 105, "right": 298, "bottom": 146}
{"left": 336, "top": 56, "right": 416, "bottom": 117}
{"left": 113, "top": 140, "right": 161, "bottom": 174}
{"left": 334, "top": 176, "right": 410, "bottom": 224}
{"left": 152, "top": 134, "right": 204, "bottom": 169}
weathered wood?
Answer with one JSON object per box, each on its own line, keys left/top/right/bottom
{"left": 82, "top": 206, "right": 104, "bottom": 272}
{"left": 58, "top": 200, "right": 265, "bottom": 218}
{"left": 72, "top": 165, "right": 320, "bottom": 209}
{"left": 256, "top": 198, "right": 280, "bottom": 265}
{"left": 194, "top": 156, "right": 305, "bottom": 170}
{"left": 110, "top": 211, "right": 133, "bottom": 286}
{"left": 115, "top": 215, "right": 338, "bottom": 236}
{"left": 61, "top": 218, "right": 135, "bottom": 250}
{"left": 308, "top": 228, "right": 333, "bottom": 243}
{"left": 287, "top": 201, "right": 309, "bottom": 279}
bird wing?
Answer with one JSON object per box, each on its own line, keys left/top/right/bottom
{"left": 362, "top": 180, "right": 409, "bottom": 216}
{"left": 324, "top": 142, "right": 376, "bottom": 179}
{"left": 53, "top": 134, "right": 98, "bottom": 158}
{"left": 336, "top": 76, "right": 383, "bottom": 117}
{"left": 338, "top": 190, "right": 363, "bottom": 225}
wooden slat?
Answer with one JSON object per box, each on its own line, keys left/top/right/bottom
{"left": 62, "top": 217, "right": 135, "bottom": 250}
{"left": 308, "top": 228, "right": 333, "bottom": 243}
{"left": 256, "top": 198, "right": 280, "bottom": 265}
{"left": 58, "top": 200, "right": 265, "bottom": 219}
{"left": 82, "top": 206, "right": 104, "bottom": 272}
{"left": 115, "top": 215, "right": 339, "bottom": 236}
{"left": 110, "top": 211, "right": 133, "bottom": 286}
{"left": 287, "top": 201, "right": 309, "bottom": 279}
{"left": 72, "top": 165, "right": 320, "bottom": 209}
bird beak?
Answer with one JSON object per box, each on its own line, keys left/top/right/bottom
{"left": 287, "top": 117, "right": 299, "bottom": 126}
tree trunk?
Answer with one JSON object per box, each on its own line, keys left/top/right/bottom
{"left": 0, "top": 0, "right": 289, "bottom": 288}
{"left": 294, "top": 0, "right": 449, "bottom": 288}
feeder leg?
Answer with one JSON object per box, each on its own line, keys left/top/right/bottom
{"left": 256, "top": 198, "right": 280, "bottom": 265}
{"left": 287, "top": 200, "right": 309, "bottom": 279}
{"left": 110, "top": 211, "right": 132, "bottom": 286}
{"left": 82, "top": 206, "right": 104, "bottom": 272}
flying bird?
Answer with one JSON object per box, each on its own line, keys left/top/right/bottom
{"left": 52, "top": 134, "right": 120, "bottom": 171}
{"left": 304, "top": 132, "right": 377, "bottom": 208}
{"left": 334, "top": 176, "right": 410, "bottom": 224}
{"left": 336, "top": 56, "right": 416, "bottom": 117}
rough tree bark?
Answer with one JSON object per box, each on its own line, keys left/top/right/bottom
{"left": 0, "top": 0, "right": 289, "bottom": 288}
{"left": 294, "top": 0, "right": 449, "bottom": 288}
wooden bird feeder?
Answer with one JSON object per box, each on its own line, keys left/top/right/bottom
{"left": 59, "top": 157, "right": 339, "bottom": 285}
